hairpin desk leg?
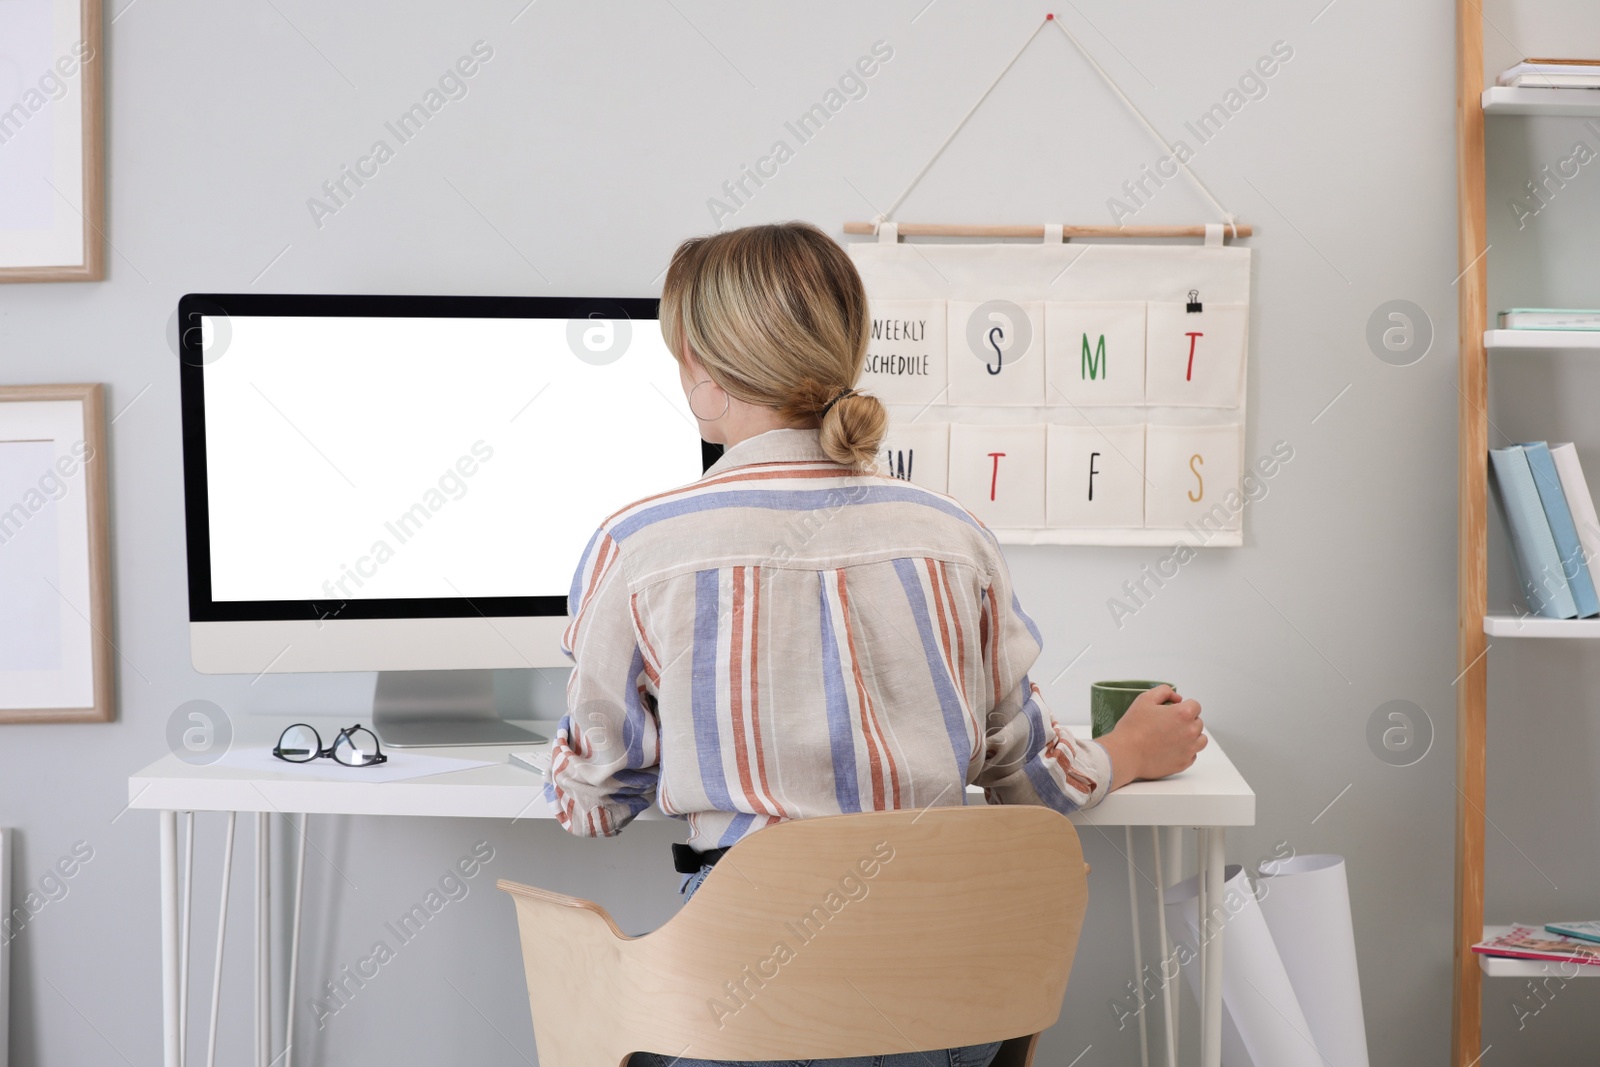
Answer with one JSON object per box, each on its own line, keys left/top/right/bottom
{"left": 1153, "top": 826, "right": 1177, "bottom": 1067}
{"left": 161, "top": 811, "right": 180, "bottom": 1067}
{"left": 284, "top": 814, "right": 309, "bottom": 1067}
{"left": 1201, "top": 828, "right": 1225, "bottom": 1067}
{"left": 1126, "top": 825, "right": 1150, "bottom": 1067}
{"left": 256, "top": 813, "right": 271, "bottom": 1067}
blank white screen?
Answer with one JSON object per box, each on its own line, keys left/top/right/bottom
{"left": 202, "top": 314, "right": 700, "bottom": 602}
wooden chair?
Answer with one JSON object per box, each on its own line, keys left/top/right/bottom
{"left": 497, "top": 805, "right": 1088, "bottom": 1066}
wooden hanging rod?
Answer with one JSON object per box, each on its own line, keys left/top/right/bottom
{"left": 842, "top": 221, "right": 1253, "bottom": 239}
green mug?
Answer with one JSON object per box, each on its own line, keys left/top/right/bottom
{"left": 1091, "top": 680, "right": 1174, "bottom": 739}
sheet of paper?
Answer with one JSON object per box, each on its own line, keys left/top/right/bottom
{"left": 1046, "top": 424, "right": 1144, "bottom": 528}
{"left": 1045, "top": 302, "right": 1147, "bottom": 406}
{"left": 1146, "top": 302, "right": 1247, "bottom": 408}
{"left": 212, "top": 745, "right": 498, "bottom": 783}
{"left": 948, "top": 424, "right": 1046, "bottom": 528}
{"left": 1144, "top": 424, "right": 1244, "bottom": 531}
{"left": 947, "top": 300, "right": 1045, "bottom": 406}
{"left": 878, "top": 421, "right": 949, "bottom": 493}
{"left": 1166, "top": 865, "right": 1323, "bottom": 1067}
{"left": 1256, "top": 855, "right": 1371, "bottom": 1067}
{"left": 863, "top": 300, "right": 948, "bottom": 406}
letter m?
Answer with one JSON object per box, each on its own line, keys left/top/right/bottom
{"left": 1081, "top": 334, "right": 1107, "bottom": 380}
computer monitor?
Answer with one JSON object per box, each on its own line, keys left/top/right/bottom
{"left": 178, "top": 293, "right": 714, "bottom": 745}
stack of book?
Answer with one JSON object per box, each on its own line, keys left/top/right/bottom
{"left": 1474, "top": 923, "right": 1600, "bottom": 968}
{"left": 1498, "top": 59, "right": 1600, "bottom": 89}
{"left": 1499, "top": 308, "right": 1600, "bottom": 331}
{"left": 1489, "top": 442, "right": 1600, "bottom": 619}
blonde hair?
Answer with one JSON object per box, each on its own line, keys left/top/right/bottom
{"left": 660, "top": 222, "right": 887, "bottom": 469}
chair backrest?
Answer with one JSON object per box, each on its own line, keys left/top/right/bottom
{"left": 498, "top": 805, "right": 1088, "bottom": 1066}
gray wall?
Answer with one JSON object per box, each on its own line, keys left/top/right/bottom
{"left": 3, "top": 0, "right": 1588, "bottom": 1063}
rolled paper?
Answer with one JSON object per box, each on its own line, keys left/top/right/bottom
{"left": 1256, "top": 854, "right": 1371, "bottom": 1067}
{"left": 1164, "top": 864, "right": 1322, "bottom": 1067}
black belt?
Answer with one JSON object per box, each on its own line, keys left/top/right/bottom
{"left": 672, "top": 842, "right": 730, "bottom": 874}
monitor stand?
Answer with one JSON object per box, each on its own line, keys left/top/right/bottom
{"left": 372, "top": 670, "right": 547, "bottom": 748}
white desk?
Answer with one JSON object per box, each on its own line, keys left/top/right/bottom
{"left": 129, "top": 719, "right": 1253, "bottom": 1067}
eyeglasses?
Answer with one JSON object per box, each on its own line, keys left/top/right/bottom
{"left": 273, "top": 723, "right": 388, "bottom": 767}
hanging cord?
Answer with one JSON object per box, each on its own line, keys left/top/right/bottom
{"left": 875, "top": 18, "right": 1053, "bottom": 226}
{"left": 878, "top": 13, "right": 1239, "bottom": 238}
{"left": 1048, "top": 15, "right": 1237, "bottom": 237}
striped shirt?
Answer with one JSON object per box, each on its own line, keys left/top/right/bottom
{"left": 544, "top": 428, "right": 1112, "bottom": 851}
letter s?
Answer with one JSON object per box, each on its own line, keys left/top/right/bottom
{"left": 872, "top": 840, "right": 894, "bottom": 863}
{"left": 1271, "top": 40, "right": 1293, "bottom": 62}
{"left": 1272, "top": 439, "right": 1295, "bottom": 463}
{"left": 1187, "top": 453, "right": 1205, "bottom": 503}
{"left": 871, "top": 39, "right": 894, "bottom": 62}
{"left": 473, "top": 839, "right": 495, "bottom": 863}
{"left": 471, "top": 440, "right": 494, "bottom": 462}
{"left": 72, "top": 840, "right": 94, "bottom": 863}
{"left": 471, "top": 40, "right": 494, "bottom": 61}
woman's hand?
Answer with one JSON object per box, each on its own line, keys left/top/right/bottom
{"left": 1097, "top": 685, "right": 1207, "bottom": 791}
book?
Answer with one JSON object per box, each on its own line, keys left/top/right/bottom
{"left": 1475, "top": 925, "right": 1600, "bottom": 967}
{"left": 1498, "top": 309, "right": 1600, "bottom": 330}
{"left": 1548, "top": 444, "right": 1600, "bottom": 602}
{"left": 1502, "top": 73, "right": 1600, "bottom": 88}
{"left": 1546, "top": 921, "right": 1600, "bottom": 946}
{"left": 1490, "top": 446, "right": 1578, "bottom": 619}
{"left": 1522, "top": 442, "right": 1600, "bottom": 617}
{"left": 1498, "top": 60, "right": 1600, "bottom": 88}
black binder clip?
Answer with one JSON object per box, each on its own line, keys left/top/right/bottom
{"left": 1186, "top": 290, "right": 1203, "bottom": 313}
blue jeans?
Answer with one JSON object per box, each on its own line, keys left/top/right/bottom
{"left": 630, "top": 867, "right": 1004, "bottom": 1067}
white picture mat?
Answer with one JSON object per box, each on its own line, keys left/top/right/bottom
{"left": 0, "top": 440, "right": 60, "bottom": 669}
{"left": 201, "top": 315, "right": 702, "bottom": 602}
{"left": 0, "top": 400, "right": 94, "bottom": 709}
{"left": 0, "top": 0, "right": 88, "bottom": 269}
{"left": 850, "top": 241, "right": 1251, "bottom": 546}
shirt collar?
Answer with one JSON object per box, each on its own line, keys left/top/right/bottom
{"left": 704, "top": 427, "right": 833, "bottom": 476}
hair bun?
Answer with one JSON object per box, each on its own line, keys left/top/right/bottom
{"left": 819, "top": 389, "right": 887, "bottom": 470}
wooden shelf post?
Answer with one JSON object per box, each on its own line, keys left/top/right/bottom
{"left": 1453, "top": 0, "right": 1489, "bottom": 1062}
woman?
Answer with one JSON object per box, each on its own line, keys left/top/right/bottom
{"left": 546, "top": 222, "right": 1206, "bottom": 1067}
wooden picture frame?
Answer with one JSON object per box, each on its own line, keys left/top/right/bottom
{"left": 0, "top": 384, "right": 113, "bottom": 722}
{"left": 0, "top": 0, "right": 105, "bottom": 282}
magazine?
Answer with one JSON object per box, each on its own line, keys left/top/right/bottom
{"left": 1545, "top": 921, "right": 1600, "bottom": 946}
{"left": 1474, "top": 925, "right": 1600, "bottom": 967}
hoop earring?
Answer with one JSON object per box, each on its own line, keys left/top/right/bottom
{"left": 688, "top": 379, "right": 730, "bottom": 422}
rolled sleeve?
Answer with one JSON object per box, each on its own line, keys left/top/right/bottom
{"left": 544, "top": 531, "right": 661, "bottom": 836}
{"left": 970, "top": 555, "right": 1111, "bottom": 813}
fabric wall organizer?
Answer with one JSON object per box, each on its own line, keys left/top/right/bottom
{"left": 841, "top": 12, "right": 1255, "bottom": 548}
{"left": 849, "top": 225, "right": 1252, "bottom": 547}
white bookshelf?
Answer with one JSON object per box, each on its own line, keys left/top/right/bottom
{"left": 1484, "top": 615, "right": 1600, "bottom": 637}
{"left": 1478, "top": 926, "right": 1600, "bottom": 977}
{"left": 1483, "top": 87, "right": 1600, "bottom": 116}
{"left": 1485, "top": 329, "right": 1600, "bottom": 350}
